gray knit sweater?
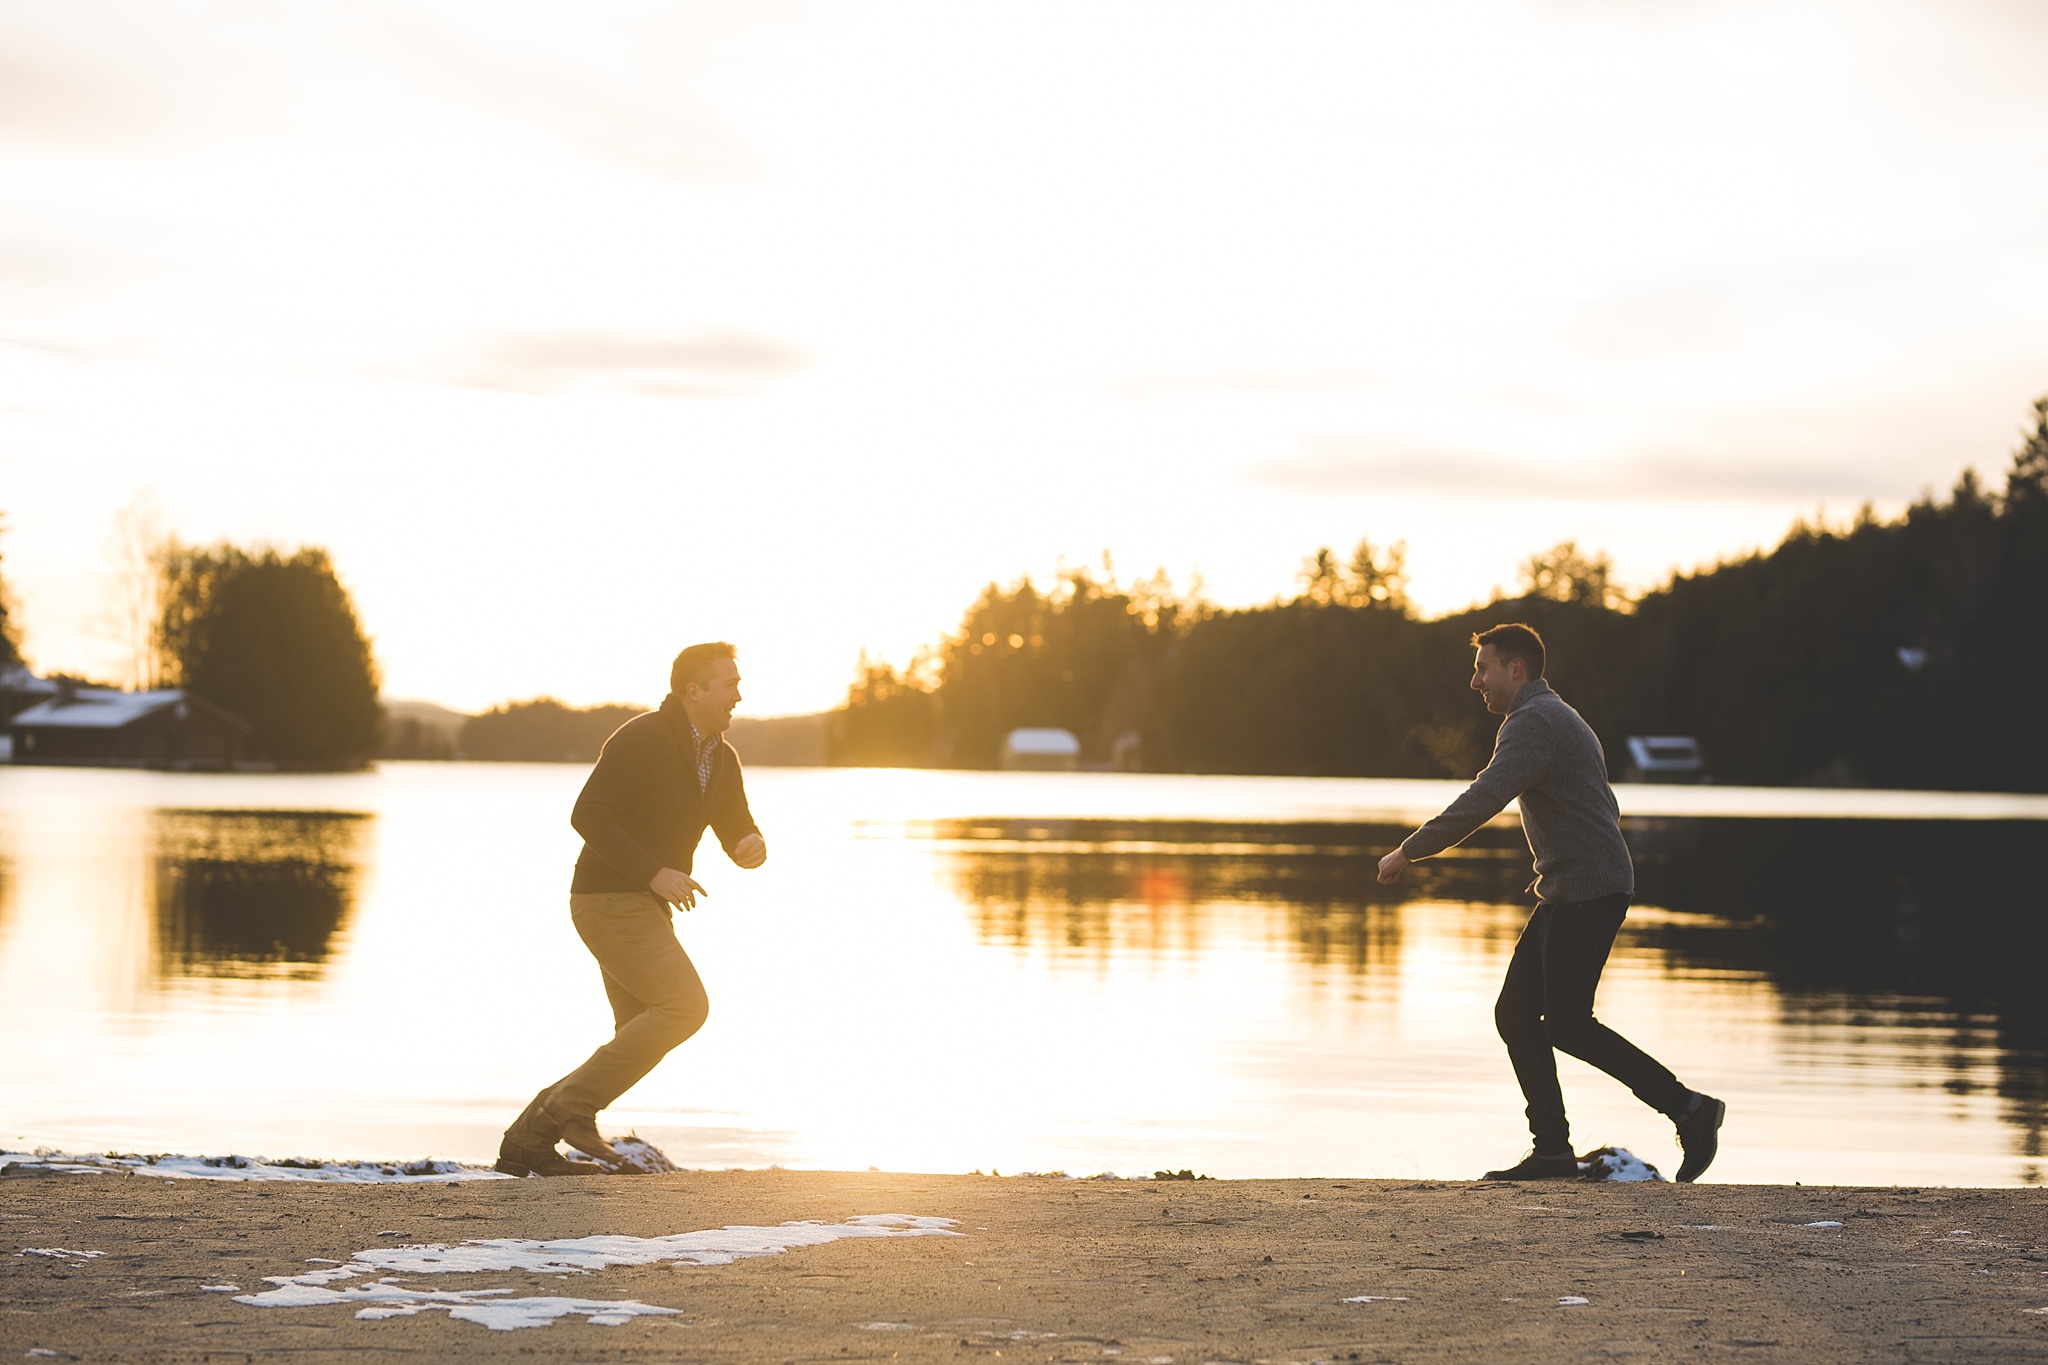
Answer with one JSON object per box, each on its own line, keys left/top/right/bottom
{"left": 1400, "top": 679, "right": 1635, "bottom": 904}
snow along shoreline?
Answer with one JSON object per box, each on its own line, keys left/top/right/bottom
{"left": 0, "top": 1135, "right": 697, "bottom": 1183}
{"left": 0, "top": 1150, "right": 508, "bottom": 1183}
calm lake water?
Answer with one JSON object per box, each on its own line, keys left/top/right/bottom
{"left": 2, "top": 763, "right": 2043, "bottom": 1186}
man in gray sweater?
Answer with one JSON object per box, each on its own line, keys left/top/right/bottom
{"left": 1378, "top": 623, "right": 1725, "bottom": 1181}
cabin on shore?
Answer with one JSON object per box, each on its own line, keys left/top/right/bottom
{"left": 1001, "top": 727, "right": 1081, "bottom": 772}
{"left": 8, "top": 683, "right": 253, "bottom": 770}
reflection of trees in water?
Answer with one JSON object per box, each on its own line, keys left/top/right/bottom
{"left": 959, "top": 850, "right": 1411, "bottom": 971}
{"left": 151, "top": 809, "right": 371, "bottom": 980}
{"left": 1629, "top": 821, "right": 2043, "bottom": 1009}
{"left": 942, "top": 814, "right": 2048, "bottom": 1181}
{"left": 1630, "top": 817, "right": 2047, "bottom": 1182}
{"left": 944, "top": 818, "right": 1533, "bottom": 973}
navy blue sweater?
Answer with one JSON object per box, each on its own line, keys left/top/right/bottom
{"left": 568, "top": 697, "right": 759, "bottom": 894}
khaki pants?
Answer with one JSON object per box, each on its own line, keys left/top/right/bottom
{"left": 531, "top": 891, "right": 711, "bottom": 1122}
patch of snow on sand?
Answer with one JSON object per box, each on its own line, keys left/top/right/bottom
{"left": 237, "top": 1216, "right": 960, "bottom": 1331}
{"left": 333, "top": 1215, "right": 960, "bottom": 1276}
{"left": 571, "top": 1135, "right": 680, "bottom": 1174}
{"left": 243, "top": 1278, "right": 680, "bottom": 1330}
{"left": 1343, "top": 1295, "right": 1408, "bottom": 1303}
{"left": 0, "top": 1150, "right": 505, "bottom": 1183}
{"left": 1577, "top": 1148, "right": 1662, "bottom": 1182}
{"left": 20, "top": 1248, "right": 104, "bottom": 1259}
{"left": 1805, "top": 1221, "right": 1844, "bottom": 1228}
{"left": 1557, "top": 1296, "right": 1590, "bottom": 1306}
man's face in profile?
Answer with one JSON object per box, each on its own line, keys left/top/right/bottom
{"left": 1470, "top": 644, "right": 1526, "bottom": 715}
{"left": 685, "top": 658, "right": 743, "bottom": 733}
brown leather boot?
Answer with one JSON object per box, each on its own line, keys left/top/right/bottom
{"left": 541, "top": 1100, "right": 620, "bottom": 1165}
{"left": 494, "top": 1134, "right": 606, "bottom": 1178}
{"left": 505, "top": 1092, "right": 560, "bottom": 1145}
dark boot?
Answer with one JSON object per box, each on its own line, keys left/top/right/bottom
{"left": 507, "top": 1091, "right": 560, "bottom": 1144}
{"left": 495, "top": 1089, "right": 602, "bottom": 1176}
{"left": 494, "top": 1133, "right": 606, "bottom": 1178}
{"left": 1673, "top": 1093, "right": 1726, "bottom": 1183}
{"left": 541, "top": 1099, "right": 620, "bottom": 1165}
{"left": 1481, "top": 1149, "right": 1580, "bottom": 1180}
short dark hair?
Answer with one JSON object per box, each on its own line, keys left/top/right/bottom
{"left": 1471, "top": 622, "right": 1545, "bottom": 678}
{"left": 670, "top": 641, "right": 737, "bottom": 693}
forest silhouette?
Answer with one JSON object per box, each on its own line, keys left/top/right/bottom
{"left": 831, "top": 399, "right": 2048, "bottom": 791}
{"left": 5, "top": 403, "right": 2042, "bottom": 788}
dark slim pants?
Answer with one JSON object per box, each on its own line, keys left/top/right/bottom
{"left": 1495, "top": 893, "right": 1690, "bottom": 1155}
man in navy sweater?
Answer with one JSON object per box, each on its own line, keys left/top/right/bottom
{"left": 497, "top": 642, "right": 765, "bottom": 1176}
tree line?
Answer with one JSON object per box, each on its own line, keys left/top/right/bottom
{"left": 829, "top": 398, "right": 2048, "bottom": 791}
{"left": 6, "top": 396, "right": 2042, "bottom": 784}
{"left": 456, "top": 699, "right": 644, "bottom": 762}
{"left": 407, "top": 699, "right": 827, "bottom": 765}
{"left": 372, "top": 698, "right": 643, "bottom": 763}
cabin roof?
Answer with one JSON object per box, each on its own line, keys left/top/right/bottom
{"left": 1003, "top": 727, "right": 1081, "bottom": 755}
{"left": 9, "top": 688, "right": 253, "bottom": 733}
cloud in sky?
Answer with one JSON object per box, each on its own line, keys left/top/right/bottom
{"left": 0, "top": 3, "right": 772, "bottom": 170}
{"left": 2, "top": 1, "right": 2047, "bottom": 713}
{"left": 1262, "top": 440, "right": 1964, "bottom": 505}
{"left": 1111, "top": 369, "right": 1395, "bottom": 401}
{"left": 352, "top": 4, "right": 776, "bottom": 183}
{"left": 451, "top": 329, "right": 807, "bottom": 397}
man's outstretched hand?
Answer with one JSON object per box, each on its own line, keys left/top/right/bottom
{"left": 730, "top": 834, "right": 767, "bottom": 869}
{"left": 1377, "top": 848, "right": 1410, "bottom": 884}
{"left": 650, "top": 867, "right": 708, "bottom": 909}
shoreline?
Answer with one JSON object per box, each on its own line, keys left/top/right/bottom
{"left": 6, "top": 1140, "right": 2043, "bottom": 1192}
{"left": 5, "top": 1169, "right": 2042, "bottom": 1362}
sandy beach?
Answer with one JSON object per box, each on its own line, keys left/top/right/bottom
{"left": 4, "top": 1167, "right": 2044, "bottom": 1362}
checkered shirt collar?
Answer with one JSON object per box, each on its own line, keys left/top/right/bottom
{"left": 685, "top": 719, "right": 717, "bottom": 793}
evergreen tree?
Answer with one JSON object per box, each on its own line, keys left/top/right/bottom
{"left": 159, "top": 545, "right": 383, "bottom": 769}
{"left": 1520, "top": 541, "right": 1624, "bottom": 608}
{"left": 1347, "top": 537, "right": 1412, "bottom": 612}
{"left": 0, "top": 515, "right": 20, "bottom": 667}
{"left": 930, "top": 564, "right": 1192, "bottom": 767}
{"left": 2007, "top": 396, "right": 2048, "bottom": 503}
{"left": 1295, "top": 538, "right": 1412, "bottom": 610}
{"left": 1988, "top": 397, "right": 2048, "bottom": 780}
{"left": 827, "top": 653, "right": 939, "bottom": 766}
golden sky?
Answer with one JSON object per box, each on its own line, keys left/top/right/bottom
{"left": 4, "top": 1, "right": 2046, "bottom": 715}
